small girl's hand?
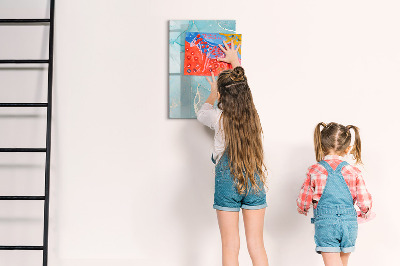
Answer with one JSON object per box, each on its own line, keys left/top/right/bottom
{"left": 297, "top": 207, "right": 308, "bottom": 216}
{"left": 205, "top": 72, "right": 219, "bottom": 105}
{"left": 218, "top": 40, "right": 241, "bottom": 68}
{"left": 206, "top": 71, "right": 218, "bottom": 93}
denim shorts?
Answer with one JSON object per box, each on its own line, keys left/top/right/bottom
{"left": 312, "top": 208, "right": 358, "bottom": 253}
{"left": 213, "top": 154, "right": 267, "bottom": 212}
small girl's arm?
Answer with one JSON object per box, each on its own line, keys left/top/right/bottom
{"left": 296, "top": 170, "right": 314, "bottom": 216}
{"left": 355, "top": 169, "right": 373, "bottom": 218}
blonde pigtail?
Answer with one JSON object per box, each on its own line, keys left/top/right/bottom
{"left": 314, "top": 122, "right": 326, "bottom": 162}
{"left": 347, "top": 125, "right": 362, "bottom": 164}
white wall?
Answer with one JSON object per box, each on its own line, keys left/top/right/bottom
{"left": 1, "top": 0, "right": 399, "bottom": 265}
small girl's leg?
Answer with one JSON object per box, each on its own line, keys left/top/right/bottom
{"left": 216, "top": 210, "right": 240, "bottom": 266}
{"left": 321, "top": 252, "right": 343, "bottom": 266}
{"left": 340, "top": 252, "right": 351, "bottom": 266}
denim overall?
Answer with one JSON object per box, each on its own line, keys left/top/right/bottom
{"left": 311, "top": 160, "right": 358, "bottom": 254}
{"left": 210, "top": 150, "right": 267, "bottom": 211}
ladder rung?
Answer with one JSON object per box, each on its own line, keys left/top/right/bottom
{"left": 0, "top": 148, "right": 46, "bottom": 152}
{"left": 0, "top": 103, "right": 48, "bottom": 107}
{"left": 0, "top": 60, "right": 49, "bottom": 64}
{"left": 0, "top": 246, "right": 44, "bottom": 250}
{"left": 0, "top": 19, "right": 50, "bottom": 23}
{"left": 0, "top": 196, "right": 45, "bottom": 200}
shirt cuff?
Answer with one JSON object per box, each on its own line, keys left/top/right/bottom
{"left": 360, "top": 208, "right": 371, "bottom": 219}
{"left": 297, "top": 207, "right": 308, "bottom": 216}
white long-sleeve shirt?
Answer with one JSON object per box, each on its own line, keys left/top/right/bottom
{"left": 196, "top": 103, "right": 225, "bottom": 163}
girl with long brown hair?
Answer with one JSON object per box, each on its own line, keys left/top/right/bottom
{"left": 197, "top": 40, "right": 269, "bottom": 266}
{"left": 297, "top": 122, "right": 373, "bottom": 266}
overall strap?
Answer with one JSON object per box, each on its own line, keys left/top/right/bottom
{"left": 318, "top": 160, "right": 333, "bottom": 174}
{"left": 211, "top": 153, "right": 216, "bottom": 164}
{"left": 334, "top": 161, "right": 349, "bottom": 173}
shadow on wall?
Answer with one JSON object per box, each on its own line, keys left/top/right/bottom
{"left": 172, "top": 121, "right": 216, "bottom": 266}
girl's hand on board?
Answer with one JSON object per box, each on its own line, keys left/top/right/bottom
{"left": 205, "top": 72, "right": 219, "bottom": 105}
{"left": 218, "top": 40, "right": 241, "bottom": 68}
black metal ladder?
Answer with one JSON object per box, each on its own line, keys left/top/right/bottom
{"left": 0, "top": 1, "right": 55, "bottom": 265}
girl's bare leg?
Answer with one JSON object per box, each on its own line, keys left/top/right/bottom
{"left": 321, "top": 252, "right": 343, "bottom": 266}
{"left": 340, "top": 252, "right": 350, "bottom": 266}
{"left": 216, "top": 210, "right": 240, "bottom": 266}
{"left": 242, "top": 208, "right": 269, "bottom": 266}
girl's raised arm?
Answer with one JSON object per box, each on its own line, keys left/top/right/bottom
{"left": 218, "top": 40, "right": 241, "bottom": 69}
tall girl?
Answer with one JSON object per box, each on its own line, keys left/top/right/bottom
{"left": 197, "top": 41, "right": 269, "bottom": 266}
{"left": 297, "top": 122, "right": 373, "bottom": 266}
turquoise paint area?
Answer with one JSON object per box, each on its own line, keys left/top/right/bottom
{"left": 169, "top": 20, "right": 236, "bottom": 119}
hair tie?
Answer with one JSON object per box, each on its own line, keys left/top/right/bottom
{"left": 346, "top": 125, "right": 352, "bottom": 136}
{"left": 225, "top": 81, "right": 246, "bottom": 88}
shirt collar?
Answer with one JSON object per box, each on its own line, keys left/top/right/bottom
{"left": 323, "top": 154, "right": 346, "bottom": 161}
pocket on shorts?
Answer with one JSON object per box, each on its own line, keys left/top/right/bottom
{"left": 214, "top": 169, "right": 238, "bottom": 205}
{"left": 314, "top": 218, "right": 340, "bottom": 246}
{"left": 347, "top": 220, "right": 358, "bottom": 244}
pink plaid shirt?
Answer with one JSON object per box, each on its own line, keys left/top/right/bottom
{"left": 297, "top": 155, "right": 372, "bottom": 218}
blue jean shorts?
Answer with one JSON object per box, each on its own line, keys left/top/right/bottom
{"left": 213, "top": 154, "right": 267, "bottom": 212}
{"left": 313, "top": 212, "right": 358, "bottom": 253}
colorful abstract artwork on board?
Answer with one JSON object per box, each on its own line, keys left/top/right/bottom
{"left": 169, "top": 20, "right": 236, "bottom": 119}
{"left": 184, "top": 33, "right": 241, "bottom": 76}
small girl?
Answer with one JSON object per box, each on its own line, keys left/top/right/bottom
{"left": 297, "top": 122, "right": 373, "bottom": 266}
{"left": 197, "top": 41, "right": 269, "bottom": 266}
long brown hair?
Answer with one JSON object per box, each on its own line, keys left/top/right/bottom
{"left": 217, "top": 66, "right": 267, "bottom": 194}
{"left": 314, "top": 122, "right": 362, "bottom": 164}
